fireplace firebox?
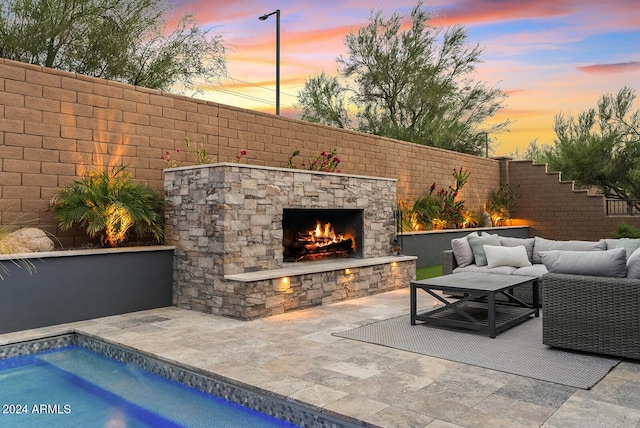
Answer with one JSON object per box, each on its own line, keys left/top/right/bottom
{"left": 283, "top": 208, "right": 364, "bottom": 262}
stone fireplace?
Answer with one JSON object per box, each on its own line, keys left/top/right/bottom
{"left": 164, "top": 163, "right": 416, "bottom": 320}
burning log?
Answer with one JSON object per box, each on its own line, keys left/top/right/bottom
{"left": 284, "top": 221, "right": 355, "bottom": 261}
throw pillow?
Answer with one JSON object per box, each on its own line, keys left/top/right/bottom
{"left": 626, "top": 249, "right": 640, "bottom": 279}
{"left": 609, "top": 238, "right": 640, "bottom": 260}
{"left": 532, "top": 237, "right": 607, "bottom": 264}
{"left": 497, "top": 236, "right": 536, "bottom": 263}
{"left": 467, "top": 233, "right": 501, "bottom": 267}
{"left": 484, "top": 245, "right": 532, "bottom": 269}
{"left": 450, "top": 232, "right": 478, "bottom": 268}
{"left": 539, "top": 247, "right": 627, "bottom": 278}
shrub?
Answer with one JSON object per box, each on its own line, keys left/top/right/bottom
{"left": 287, "top": 149, "right": 341, "bottom": 172}
{"left": 52, "top": 166, "right": 164, "bottom": 247}
{"left": 612, "top": 222, "right": 640, "bottom": 238}
{"left": 486, "top": 183, "right": 519, "bottom": 226}
{"left": 412, "top": 167, "right": 470, "bottom": 230}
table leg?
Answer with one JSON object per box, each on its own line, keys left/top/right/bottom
{"left": 488, "top": 292, "right": 496, "bottom": 338}
{"left": 533, "top": 280, "right": 540, "bottom": 317}
{"left": 410, "top": 283, "right": 417, "bottom": 325}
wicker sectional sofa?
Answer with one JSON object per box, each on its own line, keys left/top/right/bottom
{"left": 442, "top": 233, "right": 640, "bottom": 359}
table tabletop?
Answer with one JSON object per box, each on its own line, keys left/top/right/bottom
{"left": 412, "top": 272, "right": 537, "bottom": 293}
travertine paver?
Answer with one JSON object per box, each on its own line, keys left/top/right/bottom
{"left": 2, "top": 287, "right": 640, "bottom": 428}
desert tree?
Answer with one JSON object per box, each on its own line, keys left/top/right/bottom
{"left": 296, "top": 1, "right": 509, "bottom": 155}
{"left": 0, "top": 0, "right": 227, "bottom": 92}
{"left": 546, "top": 86, "right": 640, "bottom": 204}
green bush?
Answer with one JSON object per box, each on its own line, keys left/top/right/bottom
{"left": 612, "top": 222, "right": 640, "bottom": 239}
{"left": 486, "top": 183, "right": 519, "bottom": 226}
{"left": 412, "top": 167, "right": 470, "bottom": 230}
{"left": 52, "top": 166, "right": 164, "bottom": 247}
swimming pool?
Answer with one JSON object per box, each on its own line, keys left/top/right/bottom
{"left": 0, "top": 345, "right": 296, "bottom": 427}
{"left": 0, "top": 334, "right": 358, "bottom": 428}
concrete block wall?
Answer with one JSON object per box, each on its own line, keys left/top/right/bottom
{"left": 508, "top": 160, "right": 640, "bottom": 240}
{"left": 2, "top": 58, "right": 637, "bottom": 245}
{"left": 0, "top": 58, "right": 498, "bottom": 247}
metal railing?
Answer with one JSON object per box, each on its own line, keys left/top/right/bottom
{"left": 606, "top": 199, "right": 640, "bottom": 216}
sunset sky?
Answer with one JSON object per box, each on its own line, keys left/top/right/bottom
{"left": 170, "top": 0, "right": 640, "bottom": 156}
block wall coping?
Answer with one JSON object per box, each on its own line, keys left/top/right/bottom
{"left": 223, "top": 255, "right": 417, "bottom": 282}
{"left": 0, "top": 245, "right": 175, "bottom": 261}
{"left": 164, "top": 162, "right": 398, "bottom": 183}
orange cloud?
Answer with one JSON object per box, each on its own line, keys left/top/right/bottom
{"left": 577, "top": 62, "right": 640, "bottom": 74}
{"left": 428, "top": 0, "right": 572, "bottom": 26}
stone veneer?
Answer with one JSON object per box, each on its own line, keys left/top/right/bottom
{"left": 164, "top": 163, "right": 416, "bottom": 319}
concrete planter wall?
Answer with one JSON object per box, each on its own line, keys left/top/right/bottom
{"left": 0, "top": 246, "right": 174, "bottom": 334}
{"left": 400, "top": 226, "right": 530, "bottom": 267}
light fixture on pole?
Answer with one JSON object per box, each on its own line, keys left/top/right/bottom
{"left": 259, "top": 9, "right": 280, "bottom": 115}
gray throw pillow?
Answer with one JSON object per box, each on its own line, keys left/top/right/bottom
{"left": 498, "top": 236, "right": 535, "bottom": 263}
{"left": 539, "top": 247, "right": 627, "bottom": 278}
{"left": 532, "top": 237, "right": 607, "bottom": 264}
{"left": 467, "top": 233, "right": 501, "bottom": 267}
{"left": 450, "top": 232, "right": 478, "bottom": 267}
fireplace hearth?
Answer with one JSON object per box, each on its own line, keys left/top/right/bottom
{"left": 283, "top": 209, "right": 363, "bottom": 262}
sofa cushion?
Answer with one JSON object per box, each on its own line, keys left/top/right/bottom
{"left": 497, "top": 236, "right": 535, "bottom": 262}
{"left": 451, "top": 231, "right": 478, "bottom": 268}
{"left": 606, "top": 238, "right": 640, "bottom": 260}
{"left": 532, "top": 237, "right": 606, "bottom": 264}
{"left": 539, "top": 247, "right": 627, "bottom": 277}
{"left": 512, "top": 264, "right": 548, "bottom": 277}
{"left": 467, "top": 233, "right": 501, "bottom": 267}
{"left": 452, "top": 264, "right": 517, "bottom": 275}
{"left": 484, "top": 245, "right": 532, "bottom": 269}
{"left": 626, "top": 249, "right": 640, "bottom": 279}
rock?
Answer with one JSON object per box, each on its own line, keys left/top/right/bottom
{"left": 0, "top": 228, "right": 55, "bottom": 254}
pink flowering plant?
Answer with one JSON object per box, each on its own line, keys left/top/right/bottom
{"left": 232, "top": 149, "right": 248, "bottom": 163}
{"left": 161, "top": 148, "right": 183, "bottom": 168}
{"left": 161, "top": 136, "right": 216, "bottom": 168}
{"left": 287, "top": 149, "right": 341, "bottom": 173}
{"left": 411, "top": 167, "right": 470, "bottom": 230}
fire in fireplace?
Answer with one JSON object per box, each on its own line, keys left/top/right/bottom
{"left": 282, "top": 209, "right": 364, "bottom": 262}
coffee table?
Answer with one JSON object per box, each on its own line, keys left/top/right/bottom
{"left": 410, "top": 272, "right": 539, "bottom": 338}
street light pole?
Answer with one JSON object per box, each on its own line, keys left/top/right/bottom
{"left": 259, "top": 9, "right": 280, "bottom": 115}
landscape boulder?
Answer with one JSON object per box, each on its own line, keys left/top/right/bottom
{"left": 0, "top": 228, "right": 55, "bottom": 254}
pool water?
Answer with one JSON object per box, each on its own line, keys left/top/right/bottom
{"left": 0, "top": 346, "right": 297, "bottom": 427}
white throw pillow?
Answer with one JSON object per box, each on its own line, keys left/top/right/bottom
{"left": 540, "top": 248, "right": 627, "bottom": 278}
{"left": 498, "top": 236, "right": 536, "bottom": 263}
{"left": 484, "top": 245, "right": 532, "bottom": 269}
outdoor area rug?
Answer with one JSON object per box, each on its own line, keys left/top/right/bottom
{"left": 333, "top": 312, "right": 621, "bottom": 389}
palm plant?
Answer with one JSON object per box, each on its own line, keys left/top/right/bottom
{"left": 52, "top": 166, "right": 164, "bottom": 247}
